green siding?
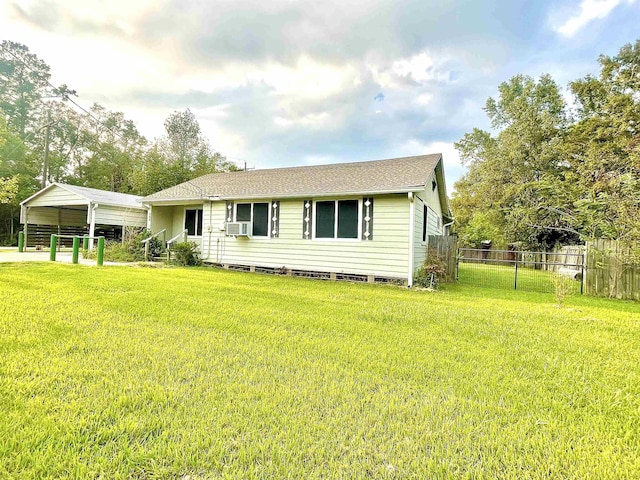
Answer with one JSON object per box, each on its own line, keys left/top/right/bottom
{"left": 197, "top": 195, "right": 410, "bottom": 278}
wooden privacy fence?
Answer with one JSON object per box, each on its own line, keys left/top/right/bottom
{"left": 427, "top": 235, "right": 458, "bottom": 282}
{"left": 585, "top": 239, "right": 640, "bottom": 301}
{"left": 547, "top": 245, "right": 585, "bottom": 273}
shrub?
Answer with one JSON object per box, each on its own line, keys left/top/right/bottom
{"left": 551, "top": 273, "right": 575, "bottom": 307}
{"left": 83, "top": 228, "right": 163, "bottom": 262}
{"left": 170, "top": 241, "right": 201, "bottom": 266}
{"left": 414, "top": 248, "right": 447, "bottom": 290}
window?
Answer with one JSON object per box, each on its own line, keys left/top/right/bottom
{"left": 422, "top": 205, "right": 428, "bottom": 242}
{"left": 314, "top": 200, "right": 359, "bottom": 239}
{"left": 185, "top": 208, "right": 203, "bottom": 236}
{"left": 252, "top": 203, "right": 269, "bottom": 237}
{"left": 235, "top": 202, "right": 269, "bottom": 237}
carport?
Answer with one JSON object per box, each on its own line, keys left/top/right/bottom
{"left": 20, "top": 183, "right": 149, "bottom": 248}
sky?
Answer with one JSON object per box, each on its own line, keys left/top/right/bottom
{"left": 1, "top": 0, "right": 639, "bottom": 193}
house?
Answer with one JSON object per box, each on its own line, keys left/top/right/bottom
{"left": 143, "top": 154, "right": 452, "bottom": 286}
{"left": 19, "top": 183, "right": 148, "bottom": 247}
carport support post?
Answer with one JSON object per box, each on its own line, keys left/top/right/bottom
{"left": 89, "top": 202, "right": 97, "bottom": 250}
{"left": 49, "top": 235, "right": 57, "bottom": 261}
{"left": 18, "top": 232, "right": 24, "bottom": 252}
{"left": 72, "top": 236, "right": 80, "bottom": 264}
{"left": 97, "top": 237, "right": 105, "bottom": 266}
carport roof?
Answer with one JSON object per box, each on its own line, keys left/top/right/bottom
{"left": 21, "top": 183, "right": 145, "bottom": 209}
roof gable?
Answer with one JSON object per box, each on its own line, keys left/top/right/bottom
{"left": 21, "top": 183, "right": 145, "bottom": 210}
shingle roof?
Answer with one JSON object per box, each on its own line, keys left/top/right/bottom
{"left": 143, "top": 154, "right": 443, "bottom": 202}
{"left": 57, "top": 183, "right": 144, "bottom": 209}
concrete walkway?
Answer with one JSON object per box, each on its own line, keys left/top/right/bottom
{"left": 0, "top": 248, "right": 134, "bottom": 266}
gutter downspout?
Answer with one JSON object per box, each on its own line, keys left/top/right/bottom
{"left": 408, "top": 192, "right": 415, "bottom": 287}
{"left": 199, "top": 199, "right": 214, "bottom": 261}
{"left": 442, "top": 218, "right": 454, "bottom": 235}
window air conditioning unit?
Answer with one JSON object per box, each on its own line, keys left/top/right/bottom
{"left": 226, "top": 222, "right": 251, "bottom": 237}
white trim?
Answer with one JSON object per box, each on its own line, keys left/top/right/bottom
{"left": 143, "top": 187, "right": 423, "bottom": 205}
{"left": 234, "top": 201, "right": 271, "bottom": 239}
{"left": 408, "top": 192, "right": 415, "bottom": 287}
{"left": 19, "top": 183, "right": 64, "bottom": 206}
{"left": 21, "top": 183, "right": 145, "bottom": 210}
{"left": 146, "top": 205, "right": 152, "bottom": 230}
{"left": 183, "top": 206, "right": 205, "bottom": 237}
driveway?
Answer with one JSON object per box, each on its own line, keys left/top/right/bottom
{"left": 0, "top": 248, "right": 134, "bottom": 266}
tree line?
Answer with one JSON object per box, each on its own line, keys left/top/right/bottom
{"left": 452, "top": 39, "right": 640, "bottom": 253}
{"left": 0, "top": 40, "right": 237, "bottom": 243}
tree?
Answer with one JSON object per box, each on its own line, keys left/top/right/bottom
{"left": 0, "top": 115, "right": 37, "bottom": 242}
{"left": 135, "top": 109, "right": 235, "bottom": 194}
{"left": 564, "top": 40, "right": 640, "bottom": 244}
{"left": 453, "top": 74, "right": 575, "bottom": 249}
{"left": 0, "top": 41, "right": 51, "bottom": 141}
{"left": 0, "top": 176, "right": 18, "bottom": 204}
{"left": 77, "top": 104, "right": 146, "bottom": 192}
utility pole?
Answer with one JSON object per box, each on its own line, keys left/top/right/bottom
{"left": 41, "top": 107, "right": 51, "bottom": 189}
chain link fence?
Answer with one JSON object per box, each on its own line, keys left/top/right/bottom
{"left": 456, "top": 248, "right": 584, "bottom": 294}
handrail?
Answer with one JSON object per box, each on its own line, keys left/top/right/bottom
{"left": 142, "top": 229, "right": 166, "bottom": 260}
{"left": 167, "top": 229, "right": 188, "bottom": 248}
{"left": 166, "top": 229, "right": 188, "bottom": 262}
{"left": 141, "top": 229, "right": 166, "bottom": 244}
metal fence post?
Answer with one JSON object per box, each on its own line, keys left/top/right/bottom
{"left": 580, "top": 252, "right": 585, "bottom": 295}
{"left": 18, "top": 232, "right": 24, "bottom": 252}
{"left": 72, "top": 236, "right": 80, "bottom": 264}
{"left": 83, "top": 236, "right": 89, "bottom": 250}
{"left": 514, "top": 252, "right": 518, "bottom": 290}
{"left": 97, "top": 237, "right": 105, "bottom": 266}
{"left": 49, "top": 234, "right": 57, "bottom": 261}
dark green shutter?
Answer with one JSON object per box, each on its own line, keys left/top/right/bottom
{"left": 422, "top": 204, "right": 428, "bottom": 242}
{"left": 302, "top": 200, "right": 313, "bottom": 239}
{"left": 271, "top": 201, "right": 280, "bottom": 238}
{"left": 225, "top": 201, "right": 234, "bottom": 223}
{"left": 362, "top": 197, "right": 373, "bottom": 240}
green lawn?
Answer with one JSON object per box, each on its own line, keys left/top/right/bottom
{"left": 458, "top": 261, "right": 583, "bottom": 294}
{"left": 1, "top": 263, "right": 639, "bottom": 478}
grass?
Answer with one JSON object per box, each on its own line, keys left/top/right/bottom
{"left": 0, "top": 263, "right": 639, "bottom": 478}
{"left": 458, "top": 261, "right": 583, "bottom": 294}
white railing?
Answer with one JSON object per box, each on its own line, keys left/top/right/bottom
{"left": 141, "top": 229, "right": 166, "bottom": 260}
{"left": 167, "top": 229, "right": 188, "bottom": 248}
{"left": 166, "top": 229, "right": 189, "bottom": 261}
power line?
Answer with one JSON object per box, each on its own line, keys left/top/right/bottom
{"left": 2, "top": 44, "right": 249, "bottom": 164}
{"left": 223, "top": 155, "right": 256, "bottom": 171}
{"left": 0, "top": 44, "right": 124, "bottom": 140}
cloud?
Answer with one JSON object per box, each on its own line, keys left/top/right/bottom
{"left": 553, "top": 0, "right": 636, "bottom": 37}
{"left": 6, "top": 0, "right": 637, "bottom": 192}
